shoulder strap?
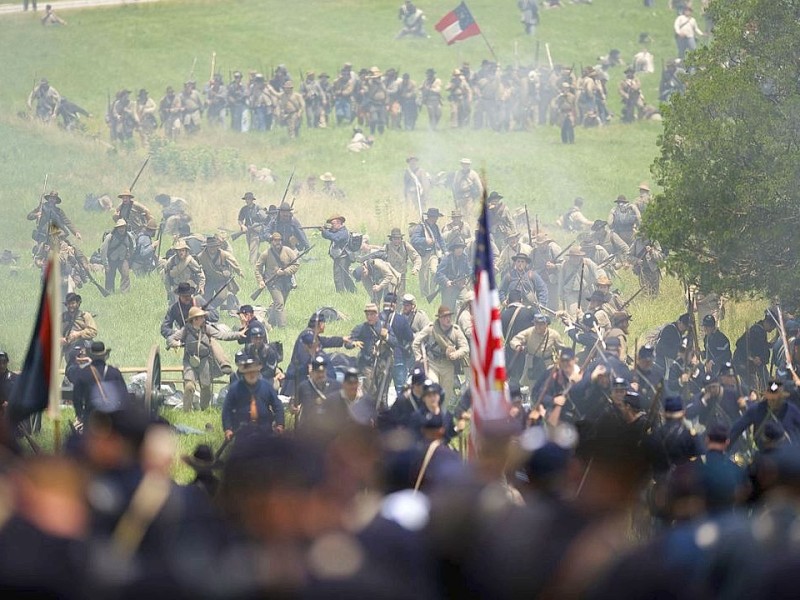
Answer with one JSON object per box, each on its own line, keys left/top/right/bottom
{"left": 414, "top": 439, "right": 443, "bottom": 492}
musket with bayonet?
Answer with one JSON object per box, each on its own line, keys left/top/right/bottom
{"left": 250, "top": 245, "right": 314, "bottom": 301}
{"left": 201, "top": 275, "right": 236, "bottom": 311}
{"left": 60, "top": 237, "right": 111, "bottom": 297}
{"left": 33, "top": 173, "right": 49, "bottom": 239}
{"left": 524, "top": 205, "right": 533, "bottom": 244}
{"left": 551, "top": 240, "right": 576, "bottom": 262}
{"left": 129, "top": 155, "right": 150, "bottom": 192}
{"left": 617, "top": 286, "right": 645, "bottom": 311}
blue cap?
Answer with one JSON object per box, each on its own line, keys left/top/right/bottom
{"left": 300, "top": 331, "right": 315, "bottom": 345}
{"left": 664, "top": 396, "right": 683, "bottom": 414}
{"left": 411, "top": 368, "right": 426, "bottom": 386}
{"left": 311, "top": 355, "right": 329, "bottom": 370}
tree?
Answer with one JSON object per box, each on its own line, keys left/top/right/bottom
{"left": 646, "top": 0, "right": 800, "bottom": 302}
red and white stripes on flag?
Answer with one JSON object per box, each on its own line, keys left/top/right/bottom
{"left": 435, "top": 2, "right": 482, "bottom": 46}
{"left": 469, "top": 196, "right": 511, "bottom": 452}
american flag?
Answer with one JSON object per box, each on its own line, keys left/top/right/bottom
{"left": 469, "top": 195, "right": 511, "bottom": 452}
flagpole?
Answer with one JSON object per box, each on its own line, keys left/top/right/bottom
{"left": 48, "top": 246, "right": 62, "bottom": 452}
{"left": 480, "top": 31, "right": 498, "bottom": 61}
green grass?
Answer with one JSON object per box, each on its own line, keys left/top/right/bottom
{"left": 0, "top": 0, "right": 751, "bottom": 481}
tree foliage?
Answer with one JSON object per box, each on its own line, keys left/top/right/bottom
{"left": 646, "top": 0, "right": 800, "bottom": 301}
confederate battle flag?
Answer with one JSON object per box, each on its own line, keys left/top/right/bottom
{"left": 435, "top": 2, "right": 482, "bottom": 46}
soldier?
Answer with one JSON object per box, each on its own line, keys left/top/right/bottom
{"left": 402, "top": 293, "right": 431, "bottom": 334}
{"left": 636, "top": 181, "right": 652, "bottom": 215}
{"left": 590, "top": 219, "right": 631, "bottom": 256}
{"left": 255, "top": 232, "right": 300, "bottom": 328}
{"left": 510, "top": 313, "right": 565, "bottom": 387}
{"left": 319, "top": 172, "right": 346, "bottom": 199}
{"left": 629, "top": 235, "right": 663, "bottom": 296}
{"left": 71, "top": 342, "right": 127, "bottom": 424}
{"left": 0, "top": 351, "right": 17, "bottom": 417}
{"left": 385, "top": 228, "right": 421, "bottom": 297}
{"left": 242, "top": 324, "right": 282, "bottom": 387}
{"left": 497, "top": 230, "right": 532, "bottom": 275}
{"left": 158, "top": 86, "right": 182, "bottom": 139}
{"left": 227, "top": 71, "right": 247, "bottom": 132}
{"left": 447, "top": 69, "right": 471, "bottom": 128}
{"left": 197, "top": 236, "right": 243, "bottom": 310}
{"left": 499, "top": 253, "right": 548, "bottom": 307}
{"left": 112, "top": 189, "right": 152, "bottom": 235}
{"left": 61, "top": 293, "right": 97, "bottom": 351}
{"left": 365, "top": 67, "right": 388, "bottom": 135}
{"left": 205, "top": 74, "right": 228, "bottom": 127}
{"left": 412, "top": 305, "right": 469, "bottom": 408}
{"left": 100, "top": 219, "right": 134, "bottom": 293}
{"left": 733, "top": 312, "right": 776, "bottom": 391}
{"left": 410, "top": 207, "right": 446, "bottom": 298}
{"left": 380, "top": 292, "right": 415, "bottom": 397}
{"left": 557, "top": 247, "right": 599, "bottom": 316}
{"left": 605, "top": 311, "right": 633, "bottom": 362}
{"left": 300, "top": 72, "right": 323, "bottom": 128}
{"left": 397, "top": 73, "right": 419, "bottom": 130}
{"left": 237, "top": 191, "right": 267, "bottom": 265}
{"left": 134, "top": 89, "right": 158, "bottom": 141}
{"left": 160, "top": 282, "right": 218, "bottom": 339}
{"left": 608, "top": 195, "right": 641, "bottom": 245}
{"left": 632, "top": 345, "right": 665, "bottom": 410}
{"left": 163, "top": 239, "right": 205, "bottom": 303}
{"left": 674, "top": 5, "right": 705, "bottom": 60}
{"left": 292, "top": 354, "right": 343, "bottom": 432}
{"left": 486, "top": 192, "right": 515, "bottom": 246}
{"left": 350, "top": 303, "right": 398, "bottom": 400}
{"left": 222, "top": 354, "right": 285, "bottom": 438}
{"left": 396, "top": 0, "right": 427, "bottom": 38}
{"left": 266, "top": 202, "right": 310, "bottom": 251}
{"left": 555, "top": 82, "right": 577, "bottom": 144}
{"left": 41, "top": 4, "right": 67, "bottom": 25}
{"left": 279, "top": 80, "right": 304, "bottom": 138}
{"left": 451, "top": 158, "right": 483, "bottom": 216}
{"left": 332, "top": 64, "right": 356, "bottom": 125}
{"left": 403, "top": 156, "right": 431, "bottom": 211}
{"left": 435, "top": 237, "right": 472, "bottom": 313}
{"left": 579, "top": 237, "right": 613, "bottom": 279}
{"left": 557, "top": 197, "right": 594, "bottom": 232}
{"left": 420, "top": 68, "right": 443, "bottom": 129}
{"left": 129, "top": 218, "right": 159, "bottom": 275}
{"left": 180, "top": 80, "right": 203, "bottom": 134}
{"left": 320, "top": 213, "right": 356, "bottom": 293}
{"left": 27, "top": 78, "right": 60, "bottom": 123}
{"left": 619, "top": 67, "right": 645, "bottom": 123}
{"left": 110, "top": 89, "right": 137, "bottom": 141}
{"left": 699, "top": 314, "right": 731, "bottom": 377}
{"left": 518, "top": 0, "right": 539, "bottom": 35}
{"left": 441, "top": 209, "right": 473, "bottom": 247}
{"left": 27, "top": 190, "right": 82, "bottom": 243}
{"left": 353, "top": 256, "right": 401, "bottom": 306}
{"left": 656, "top": 313, "right": 691, "bottom": 372}
{"left": 168, "top": 307, "right": 239, "bottom": 411}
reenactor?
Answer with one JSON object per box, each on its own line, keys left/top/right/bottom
{"left": 656, "top": 313, "right": 692, "bottom": 373}
{"left": 434, "top": 237, "right": 472, "bottom": 313}
{"left": 501, "top": 289, "right": 538, "bottom": 382}
{"left": 223, "top": 355, "right": 285, "bottom": 437}
{"left": 134, "top": 89, "right": 158, "bottom": 141}
{"left": 584, "top": 290, "right": 612, "bottom": 333}
{"left": 701, "top": 314, "right": 732, "bottom": 376}
{"left": 636, "top": 181, "right": 652, "bottom": 215}
{"left": 180, "top": 80, "right": 204, "bottom": 134}
{"left": 647, "top": 396, "right": 703, "bottom": 474}
{"left": 27, "top": 78, "right": 60, "bottom": 122}
{"left": 555, "top": 82, "right": 577, "bottom": 144}
{"left": 266, "top": 202, "right": 310, "bottom": 251}
{"left": 237, "top": 191, "right": 267, "bottom": 264}
{"left": 403, "top": 156, "right": 431, "bottom": 210}
{"left": 579, "top": 237, "right": 613, "bottom": 279}
{"left": 167, "top": 307, "right": 240, "bottom": 412}
{"left": 629, "top": 236, "right": 663, "bottom": 296}
{"left": 401, "top": 293, "right": 431, "bottom": 334}
{"left": 100, "top": 219, "right": 135, "bottom": 293}
{"left": 396, "top": 0, "right": 427, "bottom": 38}
{"left": 412, "top": 305, "right": 469, "bottom": 407}
{"left": 279, "top": 80, "right": 304, "bottom": 138}
{"left": 446, "top": 69, "right": 471, "bottom": 128}
{"left": 441, "top": 209, "right": 473, "bottom": 246}
{"left": 385, "top": 68, "right": 403, "bottom": 130}
{"left": 420, "top": 68, "right": 443, "bottom": 129}
{"left": 590, "top": 219, "right": 631, "bottom": 256}
{"left": 162, "top": 239, "right": 206, "bottom": 303}
{"left": 227, "top": 71, "right": 248, "bottom": 132}
{"left": 292, "top": 355, "right": 342, "bottom": 433}
{"left": 486, "top": 192, "right": 515, "bottom": 246}
{"left": 450, "top": 158, "right": 483, "bottom": 216}
{"left": 300, "top": 72, "right": 324, "bottom": 128}
{"left": 733, "top": 311, "right": 776, "bottom": 391}
{"left": 113, "top": 189, "right": 152, "bottom": 235}
{"left": 71, "top": 341, "right": 128, "bottom": 423}
{"left": 34, "top": 230, "right": 81, "bottom": 297}
{"left": 320, "top": 213, "right": 356, "bottom": 293}
{"left": 319, "top": 172, "right": 347, "bottom": 199}
{"left": 242, "top": 324, "right": 282, "bottom": 388}
{"left": 398, "top": 73, "right": 419, "bottom": 130}
{"left": 384, "top": 228, "right": 421, "bottom": 297}
{"left": 509, "top": 313, "right": 565, "bottom": 387}
{"left": 158, "top": 86, "right": 183, "bottom": 139}
{"left": 605, "top": 311, "right": 633, "bottom": 362}
{"left": 410, "top": 207, "right": 446, "bottom": 298}
{"left": 632, "top": 345, "right": 665, "bottom": 411}
{"left": 205, "top": 74, "right": 228, "bottom": 126}
{"left": 608, "top": 195, "right": 642, "bottom": 245}
{"left": 110, "top": 89, "right": 137, "bottom": 141}
{"left": 255, "top": 232, "right": 300, "bottom": 328}
{"left": 353, "top": 256, "right": 401, "bottom": 306}
{"left": 498, "top": 253, "right": 548, "bottom": 307}
{"left": 130, "top": 218, "right": 159, "bottom": 275}
{"left": 351, "top": 302, "right": 398, "bottom": 400}
{"left": 497, "top": 230, "right": 532, "bottom": 275}
{"left": 365, "top": 67, "right": 388, "bottom": 135}
{"left": 27, "top": 190, "right": 82, "bottom": 243}
{"left": 385, "top": 367, "right": 427, "bottom": 430}
{"left": 332, "top": 65, "right": 356, "bottom": 125}
{"left": 557, "top": 246, "right": 599, "bottom": 317}
{"left": 317, "top": 72, "right": 332, "bottom": 126}
{"left": 619, "top": 67, "right": 645, "bottom": 123}
{"left": 61, "top": 292, "right": 97, "bottom": 351}
{"left": 160, "top": 282, "right": 219, "bottom": 340}
{"left": 197, "top": 235, "right": 243, "bottom": 310}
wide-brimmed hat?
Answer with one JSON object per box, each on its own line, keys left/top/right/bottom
{"left": 242, "top": 191, "right": 256, "bottom": 201}
{"left": 173, "top": 240, "right": 190, "bottom": 251}
{"left": 87, "top": 341, "right": 111, "bottom": 360}
{"left": 117, "top": 189, "right": 134, "bottom": 199}
{"left": 364, "top": 303, "right": 379, "bottom": 314}
{"left": 567, "top": 247, "right": 585, "bottom": 257}
{"left": 320, "top": 172, "right": 336, "bottom": 182}
{"left": 448, "top": 236, "right": 466, "bottom": 250}
{"left": 203, "top": 236, "right": 222, "bottom": 247}
{"left": 512, "top": 253, "right": 531, "bottom": 263}
{"left": 326, "top": 214, "right": 346, "bottom": 224}
{"left": 114, "top": 219, "right": 127, "bottom": 228}
{"left": 487, "top": 191, "right": 503, "bottom": 203}
{"left": 181, "top": 444, "right": 222, "bottom": 471}
{"left": 425, "top": 207, "right": 443, "bottom": 218}
{"left": 175, "top": 282, "right": 196, "bottom": 295}
{"left": 44, "top": 190, "right": 62, "bottom": 203}
{"left": 459, "top": 158, "right": 471, "bottom": 165}
{"left": 388, "top": 228, "right": 404, "bottom": 239}
{"left": 64, "top": 292, "right": 82, "bottom": 304}
{"left": 638, "top": 182, "right": 650, "bottom": 192}
{"left": 187, "top": 307, "right": 207, "bottom": 320}
{"left": 437, "top": 305, "right": 453, "bottom": 318}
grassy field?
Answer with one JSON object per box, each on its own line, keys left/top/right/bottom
{"left": 0, "top": 0, "right": 761, "bottom": 480}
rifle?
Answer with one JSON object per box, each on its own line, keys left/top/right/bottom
{"left": 189, "top": 57, "right": 197, "bottom": 80}
{"left": 552, "top": 240, "right": 575, "bottom": 262}
{"left": 524, "top": 205, "right": 533, "bottom": 244}
{"left": 202, "top": 275, "right": 236, "bottom": 311}
{"left": 129, "top": 155, "right": 150, "bottom": 192}
{"left": 282, "top": 167, "right": 296, "bottom": 208}
{"left": 685, "top": 284, "right": 701, "bottom": 363}
{"left": 535, "top": 214, "right": 540, "bottom": 237}
{"left": 34, "top": 173, "right": 49, "bottom": 234}
{"left": 576, "top": 262, "right": 585, "bottom": 318}
{"left": 646, "top": 381, "right": 665, "bottom": 429}
{"left": 774, "top": 303, "right": 800, "bottom": 385}
{"left": 210, "top": 51, "right": 216, "bottom": 81}
{"left": 62, "top": 239, "right": 111, "bottom": 297}
{"left": 250, "top": 245, "right": 314, "bottom": 301}
{"left": 618, "top": 286, "right": 644, "bottom": 311}
{"left": 426, "top": 274, "right": 469, "bottom": 304}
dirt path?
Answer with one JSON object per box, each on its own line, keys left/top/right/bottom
{"left": 0, "top": 0, "right": 160, "bottom": 16}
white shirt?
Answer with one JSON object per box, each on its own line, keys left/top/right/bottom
{"left": 674, "top": 14, "right": 703, "bottom": 38}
